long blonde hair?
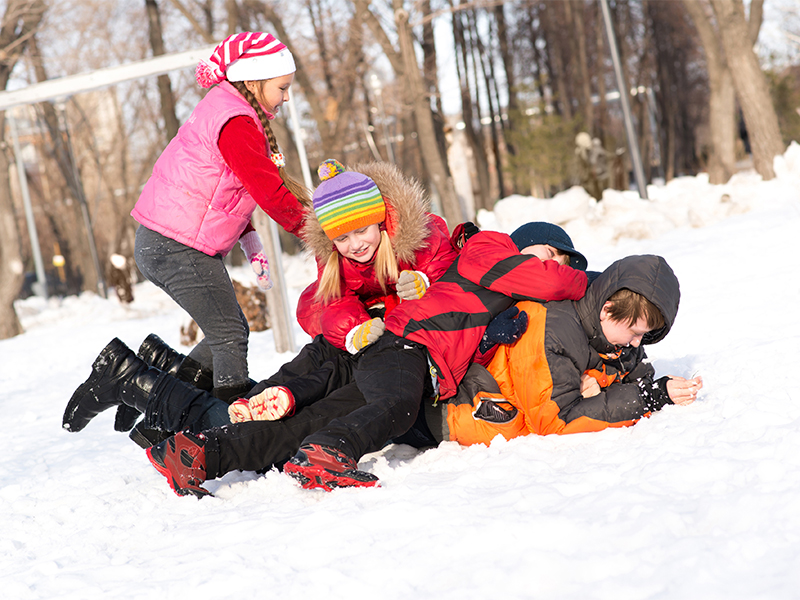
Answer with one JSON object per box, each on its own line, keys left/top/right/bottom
{"left": 230, "top": 80, "right": 312, "bottom": 207}
{"left": 315, "top": 229, "right": 399, "bottom": 303}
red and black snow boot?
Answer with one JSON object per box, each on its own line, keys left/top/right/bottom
{"left": 147, "top": 431, "right": 212, "bottom": 498}
{"left": 283, "top": 443, "right": 379, "bottom": 491}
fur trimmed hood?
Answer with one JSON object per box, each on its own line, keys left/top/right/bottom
{"left": 300, "top": 161, "right": 433, "bottom": 264}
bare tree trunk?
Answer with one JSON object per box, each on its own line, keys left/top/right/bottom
{"left": 683, "top": 0, "right": 737, "bottom": 183}
{"left": 28, "top": 35, "right": 99, "bottom": 294}
{"left": 710, "top": 0, "right": 784, "bottom": 180}
{"left": 569, "top": 0, "right": 594, "bottom": 133}
{"left": 541, "top": 5, "right": 572, "bottom": 120}
{"left": 0, "top": 0, "right": 46, "bottom": 338}
{"left": 394, "top": 2, "right": 463, "bottom": 226}
{"left": 0, "top": 113, "right": 24, "bottom": 338}
{"left": 595, "top": 8, "right": 608, "bottom": 143}
{"left": 145, "top": 0, "right": 180, "bottom": 141}
{"left": 421, "top": 0, "right": 449, "bottom": 171}
{"left": 495, "top": 3, "right": 518, "bottom": 177}
{"left": 478, "top": 18, "right": 506, "bottom": 199}
{"left": 454, "top": 7, "right": 491, "bottom": 211}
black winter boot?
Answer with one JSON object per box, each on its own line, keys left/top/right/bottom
{"left": 137, "top": 333, "right": 186, "bottom": 375}
{"left": 123, "top": 334, "right": 214, "bottom": 445}
{"left": 175, "top": 356, "right": 214, "bottom": 392}
{"left": 63, "top": 338, "right": 158, "bottom": 433}
{"left": 137, "top": 333, "right": 214, "bottom": 391}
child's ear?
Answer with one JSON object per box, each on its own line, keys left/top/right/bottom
{"left": 243, "top": 80, "right": 258, "bottom": 96}
{"left": 599, "top": 301, "right": 613, "bottom": 322}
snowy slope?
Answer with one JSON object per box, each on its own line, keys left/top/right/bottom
{"left": 1, "top": 144, "right": 799, "bottom": 599}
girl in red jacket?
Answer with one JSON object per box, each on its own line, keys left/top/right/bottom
{"left": 227, "top": 158, "right": 458, "bottom": 422}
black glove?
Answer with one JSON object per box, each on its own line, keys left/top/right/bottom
{"left": 479, "top": 306, "right": 529, "bottom": 354}
{"left": 450, "top": 221, "right": 481, "bottom": 250}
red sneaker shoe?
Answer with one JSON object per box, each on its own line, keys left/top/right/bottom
{"left": 283, "top": 443, "right": 379, "bottom": 491}
{"left": 146, "top": 432, "right": 212, "bottom": 498}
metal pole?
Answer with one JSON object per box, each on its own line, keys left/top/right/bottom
{"left": 253, "top": 211, "right": 296, "bottom": 354}
{"left": 599, "top": 0, "right": 648, "bottom": 199}
{"left": 58, "top": 102, "right": 107, "bottom": 298}
{"left": 8, "top": 110, "right": 48, "bottom": 298}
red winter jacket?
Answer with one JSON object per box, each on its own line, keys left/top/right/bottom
{"left": 296, "top": 162, "right": 458, "bottom": 350}
{"left": 384, "top": 231, "right": 587, "bottom": 400}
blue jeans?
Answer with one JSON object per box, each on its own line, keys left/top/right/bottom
{"left": 134, "top": 225, "right": 249, "bottom": 389}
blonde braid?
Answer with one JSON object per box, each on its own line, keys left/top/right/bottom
{"left": 231, "top": 81, "right": 312, "bottom": 207}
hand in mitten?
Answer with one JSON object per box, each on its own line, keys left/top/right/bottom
{"left": 479, "top": 306, "right": 529, "bottom": 354}
{"left": 346, "top": 317, "right": 385, "bottom": 354}
{"left": 247, "top": 386, "right": 295, "bottom": 421}
{"left": 239, "top": 230, "right": 273, "bottom": 291}
{"left": 396, "top": 270, "right": 430, "bottom": 301}
{"left": 228, "top": 399, "right": 253, "bottom": 423}
{"left": 450, "top": 221, "right": 480, "bottom": 250}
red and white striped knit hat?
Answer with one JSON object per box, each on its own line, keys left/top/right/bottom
{"left": 196, "top": 32, "right": 296, "bottom": 88}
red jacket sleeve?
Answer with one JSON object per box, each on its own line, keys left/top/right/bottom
{"left": 218, "top": 115, "right": 305, "bottom": 237}
{"left": 457, "top": 231, "right": 587, "bottom": 302}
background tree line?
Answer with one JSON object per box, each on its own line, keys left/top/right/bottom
{"left": 1, "top": 0, "right": 798, "bottom": 338}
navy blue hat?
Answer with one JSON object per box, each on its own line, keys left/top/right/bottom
{"left": 510, "top": 222, "right": 588, "bottom": 271}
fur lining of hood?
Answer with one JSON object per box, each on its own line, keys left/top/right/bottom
{"left": 300, "top": 161, "right": 433, "bottom": 264}
{"left": 576, "top": 254, "right": 680, "bottom": 353}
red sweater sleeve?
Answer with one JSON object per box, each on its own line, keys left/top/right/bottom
{"left": 218, "top": 115, "right": 305, "bottom": 237}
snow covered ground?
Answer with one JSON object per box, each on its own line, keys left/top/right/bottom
{"left": 2, "top": 143, "right": 800, "bottom": 599}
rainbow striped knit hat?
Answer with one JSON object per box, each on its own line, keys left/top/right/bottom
{"left": 313, "top": 159, "right": 386, "bottom": 240}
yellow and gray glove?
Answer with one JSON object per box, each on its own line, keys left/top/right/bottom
{"left": 346, "top": 317, "right": 385, "bottom": 354}
{"left": 396, "top": 270, "right": 430, "bottom": 301}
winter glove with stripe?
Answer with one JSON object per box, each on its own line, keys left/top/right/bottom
{"left": 346, "top": 317, "right": 385, "bottom": 354}
{"left": 396, "top": 270, "right": 430, "bottom": 301}
{"left": 239, "top": 230, "right": 273, "bottom": 291}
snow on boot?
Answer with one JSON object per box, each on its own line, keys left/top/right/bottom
{"left": 284, "top": 443, "right": 379, "bottom": 492}
{"left": 147, "top": 432, "right": 212, "bottom": 498}
{"left": 248, "top": 386, "right": 295, "bottom": 421}
{"left": 63, "top": 338, "right": 151, "bottom": 433}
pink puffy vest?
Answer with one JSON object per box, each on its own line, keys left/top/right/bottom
{"left": 131, "top": 82, "right": 264, "bottom": 256}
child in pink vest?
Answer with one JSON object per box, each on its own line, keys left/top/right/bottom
{"left": 130, "top": 32, "right": 309, "bottom": 406}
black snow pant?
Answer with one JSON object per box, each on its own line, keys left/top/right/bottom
{"left": 150, "top": 334, "right": 358, "bottom": 434}
{"left": 144, "top": 372, "right": 230, "bottom": 434}
{"left": 246, "top": 335, "right": 356, "bottom": 411}
{"left": 301, "top": 331, "right": 433, "bottom": 461}
{"left": 204, "top": 382, "right": 368, "bottom": 478}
